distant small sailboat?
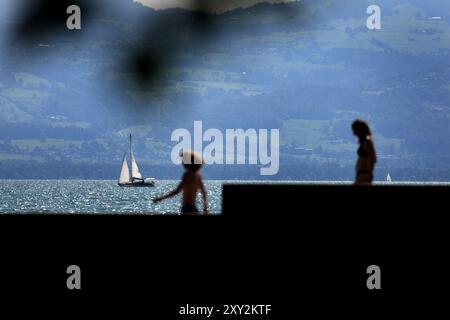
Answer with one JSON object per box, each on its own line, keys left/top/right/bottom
{"left": 118, "top": 134, "right": 155, "bottom": 187}
{"left": 386, "top": 173, "right": 392, "bottom": 183}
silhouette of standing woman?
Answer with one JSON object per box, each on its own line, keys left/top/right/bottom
{"left": 352, "top": 120, "right": 377, "bottom": 185}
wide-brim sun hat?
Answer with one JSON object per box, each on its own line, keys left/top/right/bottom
{"left": 180, "top": 150, "right": 204, "bottom": 165}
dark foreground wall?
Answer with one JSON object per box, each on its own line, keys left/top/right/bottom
{"left": 0, "top": 185, "right": 448, "bottom": 316}
{"left": 223, "top": 184, "right": 449, "bottom": 215}
{"left": 222, "top": 184, "right": 449, "bottom": 257}
{"left": 221, "top": 184, "right": 449, "bottom": 310}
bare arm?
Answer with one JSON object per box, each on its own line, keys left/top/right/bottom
{"left": 153, "top": 179, "right": 184, "bottom": 203}
{"left": 199, "top": 177, "right": 208, "bottom": 215}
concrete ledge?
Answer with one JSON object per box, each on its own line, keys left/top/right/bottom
{"left": 223, "top": 184, "right": 450, "bottom": 215}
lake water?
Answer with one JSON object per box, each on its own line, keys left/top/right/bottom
{"left": 0, "top": 180, "right": 449, "bottom": 214}
{"left": 0, "top": 180, "right": 223, "bottom": 214}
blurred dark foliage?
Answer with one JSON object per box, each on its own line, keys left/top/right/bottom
{"left": 7, "top": 0, "right": 305, "bottom": 93}
{"left": 10, "top": 0, "right": 96, "bottom": 44}
{"left": 122, "top": 1, "right": 220, "bottom": 90}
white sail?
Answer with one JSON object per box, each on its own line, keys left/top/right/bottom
{"left": 130, "top": 150, "right": 143, "bottom": 180}
{"left": 387, "top": 173, "right": 392, "bottom": 183}
{"left": 119, "top": 153, "right": 131, "bottom": 184}
{"left": 130, "top": 134, "right": 143, "bottom": 180}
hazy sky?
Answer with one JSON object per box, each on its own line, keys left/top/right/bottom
{"left": 135, "top": 0, "right": 295, "bottom": 12}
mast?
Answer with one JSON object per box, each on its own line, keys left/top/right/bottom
{"left": 130, "top": 133, "right": 133, "bottom": 180}
{"left": 130, "top": 133, "right": 132, "bottom": 169}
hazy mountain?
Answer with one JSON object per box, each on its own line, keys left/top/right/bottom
{"left": 1, "top": 0, "right": 450, "bottom": 180}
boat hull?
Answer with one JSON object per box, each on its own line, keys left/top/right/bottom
{"left": 118, "top": 182, "right": 155, "bottom": 187}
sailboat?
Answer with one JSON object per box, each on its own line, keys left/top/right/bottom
{"left": 386, "top": 173, "right": 392, "bottom": 183}
{"left": 118, "top": 134, "right": 156, "bottom": 187}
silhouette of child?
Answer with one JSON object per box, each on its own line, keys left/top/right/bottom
{"left": 153, "top": 151, "right": 208, "bottom": 215}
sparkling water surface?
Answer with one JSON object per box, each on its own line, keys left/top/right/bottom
{"left": 0, "top": 180, "right": 449, "bottom": 214}
{"left": 0, "top": 180, "right": 223, "bottom": 214}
